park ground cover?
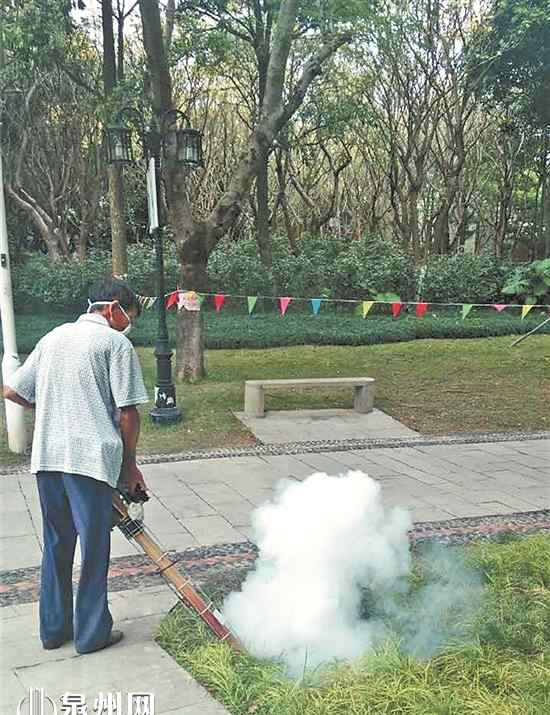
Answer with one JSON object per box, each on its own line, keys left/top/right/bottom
{"left": 156, "top": 533, "right": 550, "bottom": 715}
{"left": 1, "top": 334, "right": 548, "bottom": 467}
{"left": 7, "top": 308, "right": 550, "bottom": 354}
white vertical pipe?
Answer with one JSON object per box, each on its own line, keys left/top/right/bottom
{"left": 0, "top": 149, "right": 28, "bottom": 453}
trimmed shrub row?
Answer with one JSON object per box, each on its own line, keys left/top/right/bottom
{"left": 8, "top": 308, "right": 550, "bottom": 355}
{"left": 13, "top": 234, "right": 523, "bottom": 313}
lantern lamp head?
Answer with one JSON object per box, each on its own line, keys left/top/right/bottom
{"left": 174, "top": 127, "right": 203, "bottom": 168}
{"left": 161, "top": 110, "right": 203, "bottom": 168}
{"left": 105, "top": 125, "right": 134, "bottom": 164}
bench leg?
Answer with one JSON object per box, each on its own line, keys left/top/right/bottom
{"left": 354, "top": 384, "right": 375, "bottom": 413}
{"left": 244, "top": 385, "right": 265, "bottom": 417}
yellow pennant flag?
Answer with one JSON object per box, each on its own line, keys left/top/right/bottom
{"left": 362, "top": 301, "right": 374, "bottom": 318}
{"left": 521, "top": 304, "right": 534, "bottom": 320}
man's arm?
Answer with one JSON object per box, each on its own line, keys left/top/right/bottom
{"left": 118, "top": 405, "right": 148, "bottom": 494}
{"left": 3, "top": 386, "right": 34, "bottom": 410}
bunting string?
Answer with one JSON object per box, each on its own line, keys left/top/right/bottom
{"left": 136, "top": 290, "right": 550, "bottom": 319}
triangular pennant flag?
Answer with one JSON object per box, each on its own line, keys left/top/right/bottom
{"left": 492, "top": 304, "right": 507, "bottom": 313}
{"left": 197, "top": 293, "right": 206, "bottom": 305}
{"left": 310, "top": 298, "right": 322, "bottom": 315}
{"left": 462, "top": 304, "right": 473, "bottom": 319}
{"left": 362, "top": 301, "right": 374, "bottom": 318}
{"left": 149, "top": 297, "right": 157, "bottom": 309}
{"left": 247, "top": 296, "right": 258, "bottom": 315}
{"left": 521, "top": 304, "right": 534, "bottom": 320}
{"left": 214, "top": 294, "right": 226, "bottom": 313}
{"left": 178, "top": 291, "right": 201, "bottom": 311}
{"left": 391, "top": 301, "right": 402, "bottom": 318}
{"left": 279, "top": 297, "right": 292, "bottom": 316}
{"left": 416, "top": 302, "right": 429, "bottom": 318}
{"left": 165, "top": 291, "right": 178, "bottom": 309}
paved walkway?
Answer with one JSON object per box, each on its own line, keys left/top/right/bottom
{"left": 1, "top": 436, "right": 548, "bottom": 714}
{"left": 234, "top": 407, "right": 417, "bottom": 442}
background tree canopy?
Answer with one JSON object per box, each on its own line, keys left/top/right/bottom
{"left": 2, "top": 0, "right": 549, "bottom": 375}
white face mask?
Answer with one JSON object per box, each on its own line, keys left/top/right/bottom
{"left": 87, "top": 300, "right": 132, "bottom": 335}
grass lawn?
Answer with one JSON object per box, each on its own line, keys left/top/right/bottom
{"left": 156, "top": 533, "right": 550, "bottom": 715}
{"left": 1, "top": 335, "right": 549, "bottom": 466}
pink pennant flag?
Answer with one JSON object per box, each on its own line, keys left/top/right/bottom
{"left": 391, "top": 301, "right": 402, "bottom": 318}
{"left": 279, "top": 297, "right": 292, "bottom": 316}
{"left": 492, "top": 304, "right": 507, "bottom": 313}
{"left": 416, "top": 302, "right": 429, "bottom": 318}
{"left": 214, "top": 294, "right": 226, "bottom": 313}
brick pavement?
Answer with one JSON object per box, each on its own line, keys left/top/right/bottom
{"left": 1, "top": 437, "right": 548, "bottom": 570}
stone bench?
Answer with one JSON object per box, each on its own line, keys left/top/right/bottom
{"left": 244, "top": 377, "right": 376, "bottom": 418}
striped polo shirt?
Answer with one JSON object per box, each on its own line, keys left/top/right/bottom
{"left": 6, "top": 313, "right": 149, "bottom": 488}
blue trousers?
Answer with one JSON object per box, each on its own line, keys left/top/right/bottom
{"left": 36, "top": 471, "right": 114, "bottom": 653}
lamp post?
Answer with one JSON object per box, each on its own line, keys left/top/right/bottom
{"left": 105, "top": 108, "right": 203, "bottom": 425}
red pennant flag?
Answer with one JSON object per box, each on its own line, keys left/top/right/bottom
{"left": 492, "top": 304, "right": 506, "bottom": 313}
{"left": 165, "top": 291, "right": 178, "bottom": 309}
{"left": 279, "top": 297, "right": 292, "bottom": 316}
{"left": 391, "top": 301, "right": 402, "bottom": 318}
{"left": 214, "top": 294, "right": 226, "bottom": 313}
{"left": 416, "top": 302, "right": 429, "bottom": 318}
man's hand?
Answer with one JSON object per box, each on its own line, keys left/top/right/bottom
{"left": 118, "top": 405, "right": 145, "bottom": 495}
{"left": 120, "top": 461, "right": 148, "bottom": 495}
{"left": 3, "top": 386, "right": 34, "bottom": 410}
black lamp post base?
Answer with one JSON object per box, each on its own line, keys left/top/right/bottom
{"left": 150, "top": 406, "right": 183, "bottom": 424}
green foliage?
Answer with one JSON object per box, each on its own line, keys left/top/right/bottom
{"left": 208, "top": 233, "right": 416, "bottom": 300}
{"left": 472, "top": 0, "right": 550, "bottom": 127}
{"left": 502, "top": 259, "right": 550, "bottom": 304}
{"left": 13, "top": 252, "right": 109, "bottom": 312}
{"left": 124, "top": 242, "right": 180, "bottom": 296}
{"left": 332, "top": 234, "right": 416, "bottom": 300}
{"left": 12, "top": 241, "right": 548, "bottom": 318}
{"left": 469, "top": 535, "right": 550, "bottom": 656}
{"left": 207, "top": 238, "right": 272, "bottom": 297}
{"left": 420, "top": 254, "right": 501, "bottom": 304}
{"left": 12, "top": 244, "right": 181, "bottom": 313}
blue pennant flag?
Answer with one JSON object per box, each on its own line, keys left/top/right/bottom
{"left": 310, "top": 298, "right": 322, "bottom": 315}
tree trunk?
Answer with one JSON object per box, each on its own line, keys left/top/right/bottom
{"left": 76, "top": 227, "right": 88, "bottom": 262}
{"left": 175, "top": 256, "right": 209, "bottom": 380}
{"left": 109, "top": 164, "right": 128, "bottom": 275}
{"left": 408, "top": 189, "right": 420, "bottom": 257}
{"left": 102, "top": 0, "right": 128, "bottom": 275}
{"left": 543, "top": 169, "right": 550, "bottom": 258}
{"left": 255, "top": 151, "right": 273, "bottom": 268}
{"left": 176, "top": 310, "right": 206, "bottom": 381}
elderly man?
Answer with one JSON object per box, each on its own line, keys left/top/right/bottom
{"left": 3, "top": 278, "right": 149, "bottom": 654}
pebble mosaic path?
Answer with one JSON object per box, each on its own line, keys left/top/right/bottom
{"left": 2, "top": 510, "right": 548, "bottom": 607}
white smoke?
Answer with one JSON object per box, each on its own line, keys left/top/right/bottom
{"left": 222, "top": 470, "right": 483, "bottom": 675}
{"left": 222, "top": 471, "right": 412, "bottom": 674}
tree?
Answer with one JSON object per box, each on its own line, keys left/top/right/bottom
{"left": 138, "top": 0, "right": 354, "bottom": 379}
{"left": 474, "top": 0, "right": 550, "bottom": 255}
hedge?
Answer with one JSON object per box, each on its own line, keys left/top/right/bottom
{"left": 7, "top": 307, "right": 549, "bottom": 355}
{"left": 11, "top": 233, "right": 537, "bottom": 316}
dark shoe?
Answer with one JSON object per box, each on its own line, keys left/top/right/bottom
{"left": 42, "top": 632, "right": 73, "bottom": 650}
{"left": 77, "top": 629, "right": 124, "bottom": 654}
{"left": 43, "top": 638, "right": 71, "bottom": 650}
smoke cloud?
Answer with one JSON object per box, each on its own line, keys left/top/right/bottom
{"left": 222, "top": 470, "right": 483, "bottom": 675}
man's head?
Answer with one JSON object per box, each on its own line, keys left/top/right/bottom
{"left": 88, "top": 278, "right": 141, "bottom": 334}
